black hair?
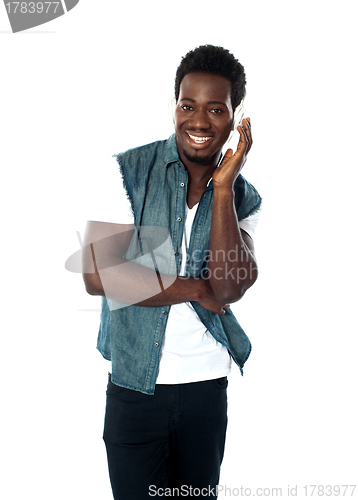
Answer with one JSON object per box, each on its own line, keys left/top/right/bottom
{"left": 174, "top": 45, "right": 246, "bottom": 110}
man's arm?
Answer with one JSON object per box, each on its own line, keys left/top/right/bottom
{"left": 82, "top": 220, "right": 229, "bottom": 315}
{"left": 208, "top": 117, "right": 258, "bottom": 303}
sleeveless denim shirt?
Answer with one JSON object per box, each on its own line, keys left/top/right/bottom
{"left": 96, "top": 134, "right": 262, "bottom": 395}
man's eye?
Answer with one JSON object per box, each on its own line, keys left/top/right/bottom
{"left": 181, "top": 105, "right": 192, "bottom": 111}
{"left": 210, "top": 108, "right": 223, "bottom": 114}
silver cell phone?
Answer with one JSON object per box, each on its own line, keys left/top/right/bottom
{"left": 224, "top": 104, "right": 246, "bottom": 152}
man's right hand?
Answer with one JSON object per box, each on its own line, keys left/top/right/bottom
{"left": 196, "top": 278, "right": 230, "bottom": 316}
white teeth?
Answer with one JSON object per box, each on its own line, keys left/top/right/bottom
{"left": 188, "top": 134, "right": 212, "bottom": 144}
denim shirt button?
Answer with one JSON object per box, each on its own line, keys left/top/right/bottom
{"left": 174, "top": 252, "right": 179, "bottom": 256}
{"left": 163, "top": 311, "right": 168, "bottom": 315}
{"left": 155, "top": 343, "right": 159, "bottom": 347}
{"left": 177, "top": 217, "right": 182, "bottom": 222}
{"left": 180, "top": 182, "right": 185, "bottom": 187}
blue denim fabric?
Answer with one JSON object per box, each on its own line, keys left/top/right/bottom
{"left": 97, "top": 134, "right": 262, "bottom": 395}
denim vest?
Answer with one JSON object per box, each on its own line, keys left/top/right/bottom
{"left": 97, "top": 134, "right": 262, "bottom": 395}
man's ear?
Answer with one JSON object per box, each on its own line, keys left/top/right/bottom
{"left": 169, "top": 97, "right": 177, "bottom": 124}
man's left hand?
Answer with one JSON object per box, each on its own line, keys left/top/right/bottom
{"left": 212, "top": 117, "right": 253, "bottom": 189}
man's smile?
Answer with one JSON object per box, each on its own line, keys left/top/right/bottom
{"left": 186, "top": 133, "right": 213, "bottom": 145}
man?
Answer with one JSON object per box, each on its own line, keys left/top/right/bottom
{"left": 82, "top": 45, "right": 261, "bottom": 499}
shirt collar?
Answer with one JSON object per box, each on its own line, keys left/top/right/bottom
{"left": 164, "top": 133, "right": 180, "bottom": 167}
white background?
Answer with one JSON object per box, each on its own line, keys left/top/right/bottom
{"left": 1, "top": 1, "right": 357, "bottom": 498}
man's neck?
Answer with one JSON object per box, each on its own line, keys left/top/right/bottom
{"left": 179, "top": 152, "right": 222, "bottom": 189}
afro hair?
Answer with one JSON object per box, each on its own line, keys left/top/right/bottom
{"left": 174, "top": 45, "right": 246, "bottom": 110}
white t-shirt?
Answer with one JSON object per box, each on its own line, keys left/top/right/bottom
{"left": 89, "top": 155, "right": 260, "bottom": 384}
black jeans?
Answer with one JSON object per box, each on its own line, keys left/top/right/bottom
{"left": 103, "top": 374, "right": 228, "bottom": 499}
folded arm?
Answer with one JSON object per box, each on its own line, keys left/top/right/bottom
{"left": 82, "top": 220, "right": 229, "bottom": 315}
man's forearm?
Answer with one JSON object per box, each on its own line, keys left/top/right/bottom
{"left": 208, "top": 186, "right": 258, "bottom": 303}
{"left": 84, "top": 250, "right": 206, "bottom": 307}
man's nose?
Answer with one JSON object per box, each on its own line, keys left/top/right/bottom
{"left": 189, "top": 108, "right": 211, "bottom": 129}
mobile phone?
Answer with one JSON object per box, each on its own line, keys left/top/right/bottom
{"left": 223, "top": 104, "right": 246, "bottom": 152}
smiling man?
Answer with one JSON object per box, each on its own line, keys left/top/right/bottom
{"left": 175, "top": 72, "right": 233, "bottom": 166}
{"left": 82, "top": 45, "right": 261, "bottom": 499}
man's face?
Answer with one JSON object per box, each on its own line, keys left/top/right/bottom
{"left": 174, "top": 72, "right": 234, "bottom": 166}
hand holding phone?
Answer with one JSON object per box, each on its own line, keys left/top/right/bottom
{"left": 223, "top": 104, "right": 246, "bottom": 152}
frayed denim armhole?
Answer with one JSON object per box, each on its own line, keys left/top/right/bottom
{"left": 246, "top": 198, "right": 262, "bottom": 217}
{"left": 234, "top": 175, "right": 262, "bottom": 221}
{"left": 112, "top": 154, "right": 135, "bottom": 218}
